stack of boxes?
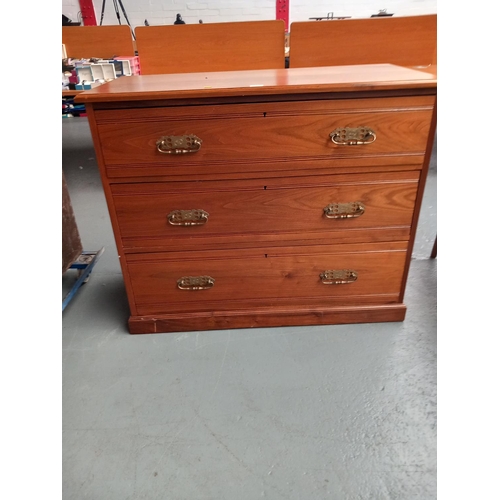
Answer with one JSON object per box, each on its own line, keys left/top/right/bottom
{"left": 62, "top": 56, "right": 141, "bottom": 91}
{"left": 62, "top": 51, "right": 141, "bottom": 117}
{"left": 114, "top": 56, "right": 141, "bottom": 76}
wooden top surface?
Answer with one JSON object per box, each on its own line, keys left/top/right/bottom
{"left": 76, "top": 64, "right": 437, "bottom": 103}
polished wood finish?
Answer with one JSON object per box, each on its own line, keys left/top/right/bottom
{"left": 111, "top": 172, "right": 419, "bottom": 252}
{"left": 95, "top": 97, "right": 433, "bottom": 167}
{"left": 62, "top": 26, "right": 135, "bottom": 59}
{"left": 78, "top": 64, "right": 436, "bottom": 103}
{"left": 129, "top": 305, "right": 407, "bottom": 334}
{"left": 79, "top": 65, "right": 437, "bottom": 334}
{"left": 289, "top": 15, "right": 437, "bottom": 69}
{"left": 127, "top": 242, "right": 408, "bottom": 315}
{"left": 135, "top": 21, "right": 285, "bottom": 75}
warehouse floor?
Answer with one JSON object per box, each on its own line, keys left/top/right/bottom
{"left": 62, "top": 116, "right": 437, "bottom": 499}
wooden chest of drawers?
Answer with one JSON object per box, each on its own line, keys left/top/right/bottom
{"left": 77, "top": 64, "right": 437, "bottom": 334}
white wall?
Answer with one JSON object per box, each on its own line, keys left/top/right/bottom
{"left": 291, "top": 1, "right": 436, "bottom": 23}
{"left": 62, "top": 0, "right": 436, "bottom": 30}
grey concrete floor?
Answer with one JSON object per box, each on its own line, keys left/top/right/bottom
{"left": 62, "top": 117, "right": 437, "bottom": 499}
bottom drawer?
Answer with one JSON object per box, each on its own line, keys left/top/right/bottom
{"left": 126, "top": 242, "right": 408, "bottom": 315}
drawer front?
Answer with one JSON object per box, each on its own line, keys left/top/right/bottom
{"left": 126, "top": 242, "right": 407, "bottom": 315}
{"left": 112, "top": 172, "right": 419, "bottom": 251}
{"left": 96, "top": 97, "right": 434, "bottom": 170}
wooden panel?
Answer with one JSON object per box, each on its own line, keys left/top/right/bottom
{"left": 94, "top": 95, "right": 435, "bottom": 122}
{"left": 104, "top": 157, "right": 426, "bottom": 182}
{"left": 129, "top": 304, "right": 407, "bottom": 333}
{"left": 96, "top": 96, "right": 434, "bottom": 179}
{"left": 289, "top": 15, "right": 437, "bottom": 68}
{"left": 135, "top": 21, "right": 285, "bottom": 75}
{"left": 62, "top": 90, "right": 83, "bottom": 97}
{"left": 97, "top": 99, "right": 433, "bottom": 167}
{"left": 126, "top": 242, "right": 408, "bottom": 315}
{"left": 62, "top": 25, "right": 135, "bottom": 58}
{"left": 111, "top": 171, "right": 419, "bottom": 251}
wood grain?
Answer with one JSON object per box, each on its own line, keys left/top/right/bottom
{"left": 62, "top": 26, "right": 135, "bottom": 59}
{"left": 94, "top": 95, "right": 436, "bottom": 123}
{"left": 135, "top": 21, "right": 285, "bottom": 75}
{"left": 96, "top": 99, "right": 433, "bottom": 166}
{"left": 111, "top": 171, "right": 419, "bottom": 252}
{"left": 128, "top": 304, "right": 407, "bottom": 334}
{"left": 126, "top": 242, "right": 408, "bottom": 315}
{"left": 104, "top": 157, "right": 426, "bottom": 182}
{"left": 80, "top": 65, "right": 437, "bottom": 334}
{"left": 289, "top": 15, "right": 437, "bottom": 69}
{"left": 75, "top": 64, "right": 436, "bottom": 103}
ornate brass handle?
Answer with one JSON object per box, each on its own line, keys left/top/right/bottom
{"left": 156, "top": 134, "right": 202, "bottom": 154}
{"left": 329, "top": 127, "right": 376, "bottom": 146}
{"left": 323, "top": 202, "right": 365, "bottom": 219}
{"left": 177, "top": 276, "right": 215, "bottom": 290}
{"left": 320, "top": 270, "right": 358, "bottom": 285}
{"left": 168, "top": 209, "right": 209, "bottom": 226}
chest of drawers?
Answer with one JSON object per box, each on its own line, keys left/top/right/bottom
{"left": 77, "top": 64, "right": 437, "bottom": 334}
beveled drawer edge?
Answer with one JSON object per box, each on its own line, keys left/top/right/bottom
{"left": 104, "top": 152, "right": 427, "bottom": 171}
{"left": 89, "top": 88, "right": 436, "bottom": 112}
{"left": 104, "top": 161, "right": 426, "bottom": 182}
{"left": 95, "top": 103, "right": 435, "bottom": 124}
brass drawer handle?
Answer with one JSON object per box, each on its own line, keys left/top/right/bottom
{"left": 156, "top": 134, "right": 202, "bottom": 154}
{"left": 168, "top": 209, "right": 209, "bottom": 226}
{"left": 320, "top": 270, "right": 358, "bottom": 285}
{"left": 177, "top": 276, "right": 215, "bottom": 290}
{"left": 324, "top": 202, "right": 365, "bottom": 219}
{"left": 329, "top": 127, "right": 376, "bottom": 145}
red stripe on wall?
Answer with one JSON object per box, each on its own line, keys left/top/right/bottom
{"left": 79, "top": 0, "right": 97, "bottom": 26}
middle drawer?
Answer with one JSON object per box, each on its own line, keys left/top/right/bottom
{"left": 111, "top": 171, "right": 419, "bottom": 252}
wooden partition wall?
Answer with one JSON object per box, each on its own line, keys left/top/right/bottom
{"left": 135, "top": 20, "right": 286, "bottom": 75}
{"left": 289, "top": 14, "right": 437, "bottom": 68}
{"left": 63, "top": 16, "right": 437, "bottom": 73}
{"left": 62, "top": 25, "right": 135, "bottom": 58}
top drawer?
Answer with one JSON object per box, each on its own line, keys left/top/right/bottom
{"left": 95, "top": 96, "right": 434, "bottom": 171}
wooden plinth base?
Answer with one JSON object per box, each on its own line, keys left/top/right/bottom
{"left": 128, "top": 304, "right": 407, "bottom": 334}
